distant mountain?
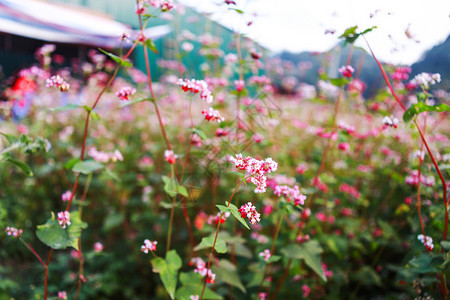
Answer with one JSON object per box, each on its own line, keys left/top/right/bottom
{"left": 411, "top": 35, "right": 450, "bottom": 91}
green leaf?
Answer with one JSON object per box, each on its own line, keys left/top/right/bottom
{"left": 176, "top": 272, "right": 223, "bottom": 300}
{"left": 36, "top": 211, "right": 87, "bottom": 250}
{"left": 36, "top": 215, "right": 68, "bottom": 249}
{"left": 151, "top": 250, "right": 182, "bottom": 299}
{"left": 50, "top": 103, "right": 82, "bottom": 111}
{"left": 162, "top": 176, "right": 188, "bottom": 197}
{"left": 403, "top": 102, "right": 450, "bottom": 122}
{"left": 162, "top": 176, "right": 178, "bottom": 197}
{"left": 212, "top": 259, "right": 246, "bottom": 293}
{"left": 228, "top": 171, "right": 245, "bottom": 180}
{"left": 192, "top": 128, "right": 208, "bottom": 140}
{"left": 5, "top": 157, "right": 33, "bottom": 176}
{"left": 406, "top": 254, "right": 441, "bottom": 274}
{"left": 229, "top": 8, "right": 244, "bottom": 14}
{"left": 281, "top": 241, "right": 326, "bottom": 282}
{"left": 217, "top": 202, "right": 250, "bottom": 230}
{"left": 0, "top": 133, "right": 18, "bottom": 144}
{"left": 98, "top": 48, "right": 132, "bottom": 67}
{"left": 119, "top": 97, "right": 153, "bottom": 108}
{"left": 194, "top": 235, "right": 227, "bottom": 254}
{"left": 65, "top": 158, "right": 81, "bottom": 170}
{"left": 90, "top": 111, "right": 100, "bottom": 121}
{"left": 329, "top": 78, "right": 349, "bottom": 87}
{"left": 145, "top": 38, "right": 159, "bottom": 54}
{"left": 441, "top": 241, "right": 450, "bottom": 252}
{"left": 72, "top": 160, "right": 104, "bottom": 174}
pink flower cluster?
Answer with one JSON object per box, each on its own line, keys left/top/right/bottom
{"left": 141, "top": 239, "right": 157, "bottom": 253}
{"left": 5, "top": 226, "right": 23, "bottom": 238}
{"left": 164, "top": 150, "right": 178, "bottom": 164}
{"left": 61, "top": 190, "right": 72, "bottom": 202}
{"left": 249, "top": 75, "right": 271, "bottom": 86}
{"left": 88, "top": 147, "right": 123, "bottom": 163}
{"left": 338, "top": 121, "right": 355, "bottom": 134}
{"left": 259, "top": 249, "right": 271, "bottom": 261}
{"left": 177, "top": 78, "right": 213, "bottom": 103}
{"left": 189, "top": 257, "right": 216, "bottom": 284}
{"left": 417, "top": 234, "right": 434, "bottom": 251}
{"left": 410, "top": 72, "right": 441, "bottom": 89}
{"left": 116, "top": 86, "right": 136, "bottom": 101}
{"left": 273, "top": 185, "right": 306, "bottom": 206}
{"left": 391, "top": 66, "right": 411, "bottom": 81}
{"left": 202, "top": 107, "right": 224, "bottom": 123}
{"left": 228, "top": 154, "right": 277, "bottom": 193}
{"left": 405, "top": 170, "right": 435, "bottom": 187}
{"left": 302, "top": 284, "right": 311, "bottom": 298}
{"left": 297, "top": 234, "right": 310, "bottom": 243}
{"left": 212, "top": 211, "right": 230, "bottom": 224}
{"left": 322, "top": 263, "right": 333, "bottom": 278}
{"left": 57, "top": 211, "right": 71, "bottom": 228}
{"left": 339, "top": 184, "right": 360, "bottom": 199}
{"left": 46, "top": 75, "right": 70, "bottom": 92}
{"left": 234, "top": 80, "right": 245, "bottom": 92}
{"left": 57, "top": 291, "right": 67, "bottom": 300}
{"left": 94, "top": 242, "right": 104, "bottom": 253}
{"left": 382, "top": 115, "right": 399, "bottom": 128}
{"left": 338, "top": 65, "right": 354, "bottom": 78}
{"left": 238, "top": 202, "right": 261, "bottom": 225}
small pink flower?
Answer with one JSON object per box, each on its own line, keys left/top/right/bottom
{"left": 116, "top": 87, "right": 136, "bottom": 101}
{"left": 190, "top": 296, "right": 199, "bottom": 300}
{"left": 61, "top": 191, "right": 72, "bottom": 202}
{"left": 58, "top": 291, "right": 67, "bottom": 299}
{"left": 252, "top": 134, "right": 263, "bottom": 143}
{"left": 202, "top": 107, "right": 224, "bottom": 123}
{"left": 17, "top": 124, "right": 29, "bottom": 134}
{"left": 141, "top": 239, "right": 157, "bottom": 253}
{"left": 238, "top": 202, "right": 261, "bottom": 225}
{"left": 258, "top": 292, "right": 267, "bottom": 300}
{"left": 259, "top": 249, "right": 271, "bottom": 261}
{"left": 164, "top": 150, "right": 178, "bottom": 164}
{"left": 302, "top": 284, "right": 311, "bottom": 298}
{"left": 296, "top": 163, "right": 307, "bottom": 174}
{"left": 5, "top": 226, "right": 23, "bottom": 238}
{"left": 418, "top": 234, "right": 434, "bottom": 251}
{"left": 94, "top": 242, "right": 104, "bottom": 253}
{"left": 57, "top": 211, "right": 71, "bottom": 228}
{"left": 337, "top": 142, "right": 350, "bottom": 152}
{"left": 46, "top": 75, "right": 70, "bottom": 92}
{"left": 338, "top": 65, "right": 354, "bottom": 78}
{"left": 234, "top": 80, "right": 245, "bottom": 92}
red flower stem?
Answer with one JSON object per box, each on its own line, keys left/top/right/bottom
{"left": 74, "top": 172, "right": 93, "bottom": 300}
{"left": 363, "top": 34, "right": 448, "bottom": 296}
{"left": 200, "top": 179, "right": 244, "bottom": 300}
{"left": 19, "top": 238, "right": 45, "bottom": 267}
{"left": 416, "top": 113, "right": 428, "bottom": 237}
{"left": 270, "top": 259, "right": 292, "bottom": 300}
{"left": 43, "top": 248, "right": 53, "bottom": 300}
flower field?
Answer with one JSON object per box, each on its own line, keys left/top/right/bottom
{"left": 1, "top": 1, "right": 449, "bottom": 299}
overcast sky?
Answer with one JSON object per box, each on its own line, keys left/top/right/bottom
{"left": 179, "top": 0, "right": 450, "bottom": 65}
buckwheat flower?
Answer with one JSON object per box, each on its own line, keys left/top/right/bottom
{"left": 136, "top": 1, "right": 145, "bottom": 15}
{"left": 215, "top": 211, "right": 231, "bottom": 224}
{"left": 160, "top": 0, "right": 175, "bottom": 12}
{"left": 46, "top": 75, "right": 70, "bottom": 92}
{"left": 224, "top": 53, "right": 238, "bottom": 64}
{"left": 302, "top": 284, "right": 311, "bottom": 298}
{"left": 414, "top": 150, "right": 425, "bottom": 161}
{"left": 297, "top": 234, "right": 310, "bottom": 243}
{"left": 338, "top": 65, "right": 354, "bottom": 78}
{"left": 202, "top": 107, "right": 224, "bottom": 123}
{"left": 61, "top": 191, "right": 72, "bottom": 202}
{"left": 116, "top": 86, "right": 136, "bottom": 101}
{"left": 382, "top": 115, "right": 399, "bottom": 128}
{"left": 58, "top": 291, "right": 67, "bottom": 299}
{"left": 111, "top": 149, "right": 124, "bottom": 162}
{"left": 93, "top": 242, "right": 104, "bottom": 253}
{"left": 225, "top": 0, "right": 236, "bottom": 5}
{"left": 322, "top": 263, "right": 333, "bottom": 278}
{"left": 418, "top": 234, "right": 434, "bottom": 251}
{"left": 190, "top": 257, "right": 215, "bottom": 283}
{"left": 259, "top": 249, "right": 271, "bottom": 261}
{"left": 234, "top": 80, "right": 245, "bottom": 92}
{"left": 57, "top": 211, "right": 71, "bottom": 228}
{"left": 190, "top": 296, "right": 199, "bottom": 300}
{"left": 273, "top": 185, "right": 306, "bottom": 206}
{"left": 338, "top": 142, "right": 350, "bottom": 152}
{"left": 258, "top": 292, "right": 267, "bottom": 300}
{"left": 5, "top": 226, "right": 23, "bottom": 238}
{"left": 164, "top": 150, "right": 178, "bottom": 164}
{"left": 410, "top": 72, "right": 441, "bottom": 89}
{"left": 141, "top": 239, "right": 157, "bottom": 253}
{"left": 238, "top": 202, "right": 261, "bottom": 225}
